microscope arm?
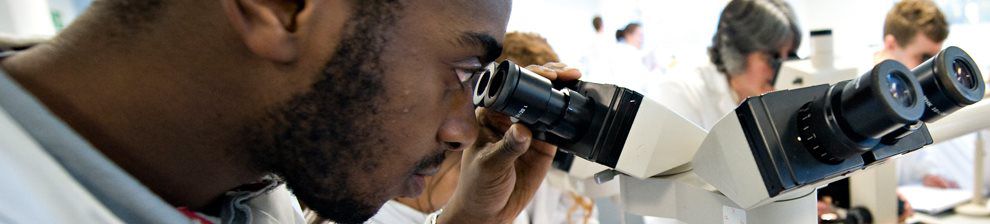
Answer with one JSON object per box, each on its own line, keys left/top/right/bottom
{"left": 927, "top": 99, "right": 990, "bottom": 143}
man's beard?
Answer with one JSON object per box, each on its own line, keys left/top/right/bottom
{"left": 239, "top": 1, "right": 435, "bottom": 223}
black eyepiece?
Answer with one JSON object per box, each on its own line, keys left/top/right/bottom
{"left": 473, "top": 60, "right": 594, "bottom": 141}
{"left": 474, "top": 60, "right": 645, "bottom": 167}
{"left": 911, "top": 46, "right": 985, "bottom": 122}
{"left": 799, "top": 60, "right": 925, "bottom": 163}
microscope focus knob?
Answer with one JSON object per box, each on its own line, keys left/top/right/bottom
{"left": 797, "top": 102, "right": 844, "bottom": 164}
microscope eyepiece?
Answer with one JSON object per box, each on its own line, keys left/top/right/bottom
{"left": 473, "top": 60, "right": 644, "bottom": 167}
{"left": 700, "top": 46, "right": 986, "bottom": 203}
{"left": 912, "top": 46, "right": 985, "bottom": 122}
{"left": 886, "top": 71, "right": 917, "bottom": 108}
{"left": 473, "top": 60, "right": 594, "bottom": 141}
{"left": 798, "top": 60, "right": 925, "bottom": 163}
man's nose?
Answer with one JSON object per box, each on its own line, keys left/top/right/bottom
{"left": 437, "top": 90, "right": 479, "bottom": 152}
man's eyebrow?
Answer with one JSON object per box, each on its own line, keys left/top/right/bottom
{"left": 458, "top": 32, "right": 503, "bottom": 64}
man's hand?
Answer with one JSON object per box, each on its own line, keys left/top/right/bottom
{"left": 441, "top": 63, "right": 581, "bottom": 224}
{"left": 922, "top": 174, "right": 959, "bottom": 189}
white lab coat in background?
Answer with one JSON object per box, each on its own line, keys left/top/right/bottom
{"left": 651, "top": 64, "right": 739, "bottom": 130}
{"left": 898, "top": 130, "right": 990, "bottom": 193}
{"left": 605, "top": 43, "right": 656, "bottom": 96}
{"left": 368, "top": 200, "right": 529, "bottom": 224}
{"left": 583, "top": 41, "right": 664, "bottom": 99}
{"left": 579, "top": 32, "right": 617, "bottom": 85}
{"left": 368, "top": 180, "right": 600, "bottom": 224}
{"left": 527, "top": 180, "right": 600, "bottom": 224}
{"left": 642, "top": 64, "right": 738, "bottom": 224}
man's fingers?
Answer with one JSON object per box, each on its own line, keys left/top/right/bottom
{"left": 527, "top": 141, "right": 557, "bottom": 158}
{"left": 525, "top": 65, "right": 558, "bottom": 80}
{"left": 481, "top": 124, "right": 533, "bottom": 167}
{"left": 555, "top": 67, "right": 582, "bottom": 81}
{"left": 525, "top": 63, "right": 581, "bottom": 82}
{"left": 476, "top": 108, "right": 513, "bottom": 133}
{"left": 543, "top": 62, "right": 566, "bottom": 70}
{"left": 544, "top": 62, "right": 581, "bottom": 81}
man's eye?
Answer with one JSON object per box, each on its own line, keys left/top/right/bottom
{"left": 455, "top": 68, "right": 482, "bottom": 83}
{"left": 920, "top": 54, "right": 934, "bottom": 63}
{"left": 454, "top": 62, "right": 495, "bottom": 86}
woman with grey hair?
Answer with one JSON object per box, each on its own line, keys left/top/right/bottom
{"left": 651, "top": 0, "right": 802, "bottom": 130}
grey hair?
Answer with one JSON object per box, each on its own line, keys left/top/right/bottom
{"left": 708, "top": 0, "right": 802, "bottom": 76}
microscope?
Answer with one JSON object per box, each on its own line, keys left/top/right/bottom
{"left": 473, "top": 45, "right": 985, "bottom": 223}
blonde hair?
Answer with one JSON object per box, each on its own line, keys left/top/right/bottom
{"left": 496, "top": 32, "right": 560, "bottom": 66}
{"left": 884, "top": 0, "right": 949, "bottom": 46}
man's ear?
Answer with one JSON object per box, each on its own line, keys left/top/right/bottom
{"left": 883, "top": 34, "right": 900, "bottom": 51}
{"left": 221, "top": 0, "right": 305, "bottom": 63}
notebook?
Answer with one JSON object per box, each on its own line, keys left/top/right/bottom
{"left": 899, "top": 185, "right": 974, "bottom": 214}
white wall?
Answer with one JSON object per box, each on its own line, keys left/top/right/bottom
{"left": 0, "top": 0, "right": 56, "bottom": 37}
{"left": 47, "top": 0, "right": 85, "bottom": 30}
{"left": 507, "top": 0, "right": 603, "bottom": 65}
{"left": 507, "top": 0, "right": 990, "bottom": 75}
{"left": 788, "top": 0, "right": 895, "bottom": 62}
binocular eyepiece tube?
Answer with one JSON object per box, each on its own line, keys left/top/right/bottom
{"left": 798, "top": 46, "right": 985, "bottom": 164}
{"left": 912, "top": 46, "right": 985, "bottom": 122}
{"left": 474, "top": 60, "right": 644, "bottom": 167}
{"left": 474, "top": 60, "right": 594, "bottom": 141}
{"left": 473, "top": 47, "right": 984, "bottom": 168}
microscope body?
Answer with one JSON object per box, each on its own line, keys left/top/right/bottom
{"left": 474, "top": 62, "right": 706, "bottom": 180}
{"left": 694, "top": 84, "right": 933, "bottom": 209}
{"left": 474, "top": 46, "right": 984, "bottom": 223}
{"left": 546, "top": 83, "right": 706, "bottom": 179}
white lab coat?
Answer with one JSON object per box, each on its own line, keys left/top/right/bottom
{"left": 579, "top": 32, "right": 617, "bottom": 85}
{"left": 651, "top": 64, "right": 739, "bottom": 130}
{"left": 527, "top": 180, "right": 600, "bottom": 224}
{"left": 583, "top": 41, "right": 664, "bottom": 99}
{"left": 0, "top": 52, "right": 306, "bottom": 224}
{"left": 368, "top": 180, "right": 599, "bottom": 224}
{"left": 369, "top": 199, "right": 531, "bottom": 224}
{"left": 0, "top": 96, "right": 123, "bottom": 224}
{"left": 367, "top": 200, "right": 433, "bottom": 224}
{"left": 605, "top": 43, "right": 655, "bottom": 96}
{"left": 642, "top": 64, "right": 739, "bottom": 224}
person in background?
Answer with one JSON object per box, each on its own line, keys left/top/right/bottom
{"left": 607, "top": 23, "right": 657, "bottom": 96}
{"left": 650, "top": 0, "right": 801, "bottom": 130}
{"left": 579, "top": 16, "right": 616, "bottom": 85}
{"left": 615, "top": 23, "right": 644, "bottom": 51}
{"left": 365, "top": 32, "right": 597, "bottom": 224}
{"left": 499, "top": 32, "right": 562, "bottom": 67}
{"left": 874, "top": 0, "right": 947, "bottom": 69}
{"left": 890, "top": 0, "right": 990, "bottom": 193}
{"left": 643, "top": 2, "right": 800, "bottom": 223}
{"left": 817, "top": 2, "right": 950, "bottom": 222}
{"left": 498, "top": 32, "right": 600, "bottom": 224}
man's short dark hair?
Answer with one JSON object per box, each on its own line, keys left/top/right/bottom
{"left": 99, "top": 0, "right": 166, "bottom": 29}
{"left": 884, "top": 0, "right": 949, "bottom": 46}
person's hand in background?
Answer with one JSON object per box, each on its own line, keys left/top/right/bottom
{"left": 922, "top": 174, "right": 959, "bottom": 189}
{"left": 441, "top": 63, "right": 581, "bottom": 224}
